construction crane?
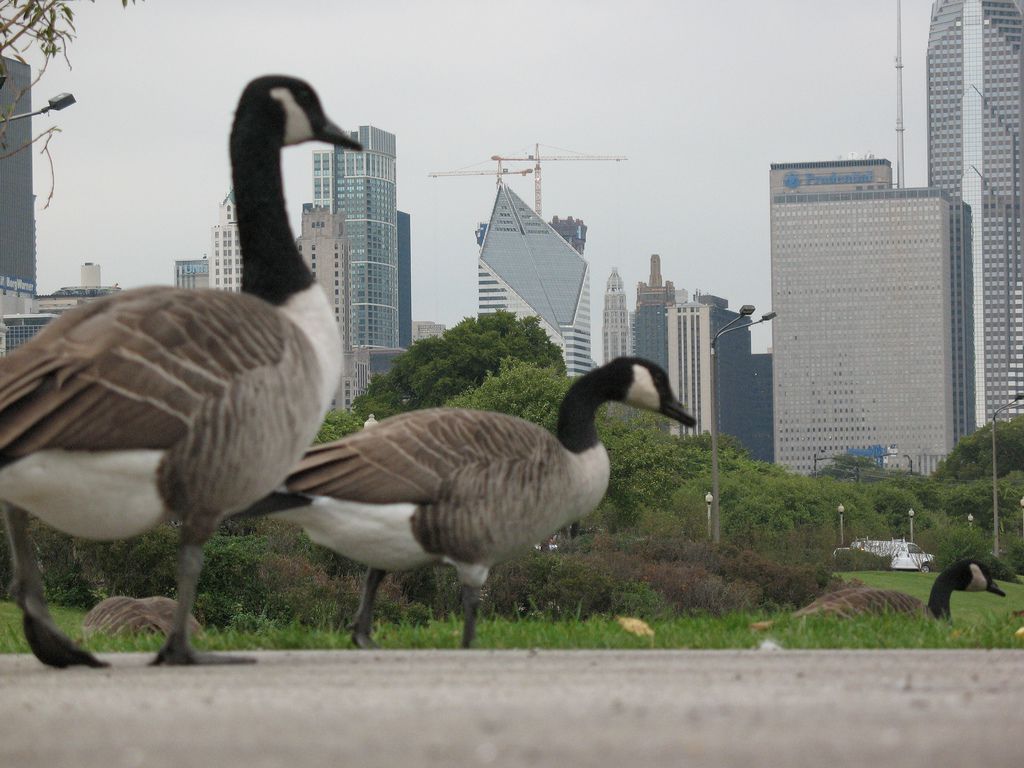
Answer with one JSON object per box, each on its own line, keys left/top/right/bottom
{"left": 429, "top": 143, "right": 627, "bottom": 218}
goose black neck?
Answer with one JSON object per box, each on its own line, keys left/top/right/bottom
{"left": 926, "top": 570, "right": 957, "bottom": 619}
{"left": 557, "top": 373, "right": 608, "bottom": 453}
{"left": 230, "top": 123, "right": 314, "bottom": 306}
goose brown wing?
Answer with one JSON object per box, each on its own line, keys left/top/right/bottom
{"left": 0, "top": 287, "right": 297, "bottom": 456}
{"left": 793, "top": 587, "right": 927, "bottom": 619}
{"left": 286, "top": 408, "right": 556, "bottom": 503}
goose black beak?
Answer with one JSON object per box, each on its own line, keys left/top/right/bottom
{"left": 662, "top": 399, "right": 697, "bottom": 427}
{"left": 317, "top": 119, "right": 362, "bottom": 150}
{"left": 987, "top": 582, "right": 1006, "bottom": 597}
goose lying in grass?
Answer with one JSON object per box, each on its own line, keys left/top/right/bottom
{"left": 247, "top": 357, "right": 696, "bottom": 648}
{"left": 793, "top": 559, "right": 1006, "bottom": 620}
{"left": 0, "top": 75, "right": 359, "bottom": 667}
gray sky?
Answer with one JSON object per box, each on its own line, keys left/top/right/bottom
{"left": 25, "top": 0, "right": 937, "bottom": 356}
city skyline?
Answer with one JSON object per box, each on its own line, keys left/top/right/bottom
{"left": 18, "top": 1, "right": 944, "bottom": 357}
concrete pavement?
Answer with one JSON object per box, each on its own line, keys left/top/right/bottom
{"left": 1, "top": 649, "right": 1022, "bottom": 767}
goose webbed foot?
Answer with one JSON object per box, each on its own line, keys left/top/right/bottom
{"left": 23, "top": 610, "right": 107, "bottom": 669}
{"left": 350, "top": 629, "right": 380, "bottom": 650}
{"left": 151, "top": 631, "right": 254, "bottom": 666}
{"left": 5, "top": 504, "right": 106, "bottom": 668}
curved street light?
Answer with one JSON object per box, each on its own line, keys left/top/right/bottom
{"left": 709, "top": 308, "right": 776, "bottom": 543}
{"left": 0, "top": 92, "right": 76, "bottom": 123}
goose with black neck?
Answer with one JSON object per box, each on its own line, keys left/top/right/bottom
{"left": 245, "top": 357, "right": 696, "bottom": 648}
{"left": 0, "top": 75, "right": 360, "bottom": 668}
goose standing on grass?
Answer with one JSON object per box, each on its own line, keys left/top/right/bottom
{"left": 247, "top": 357, "right": 696, "bottom": 648}
{"left": 0, "top": 76, "right": 361, "bottom": 667}
{"left": 792, "top": 559, "right": 1006, "bottom": 620}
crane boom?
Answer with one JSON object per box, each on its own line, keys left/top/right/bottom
{"left": 429, "top": 143, "right": 627, "bottom": 216}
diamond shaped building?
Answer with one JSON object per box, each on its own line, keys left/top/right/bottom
{"left": 477, "top": 184, "right": 593, "bottom": 375}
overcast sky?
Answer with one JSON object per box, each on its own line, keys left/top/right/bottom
{"left": 22, "top": 0, "right": 938, "bottom": 357}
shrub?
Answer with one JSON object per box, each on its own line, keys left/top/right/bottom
{"left": 832, "top": 548, "right": 890, "bottom": 571}
{"left": 932, "top": 526, "right": 1018, "bottom": 582}
{"left": 1003, "top": 538, "right": 1024, "bottom": 577}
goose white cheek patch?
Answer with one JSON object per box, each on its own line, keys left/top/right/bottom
{"left": 625, "top": 364, "right": 660, "bottom": 410}
{"left": 270, "top": 87, "right": 314, "bottom": 145}
{"left": 967, "top": 562, "right": 988, "bottom": 591}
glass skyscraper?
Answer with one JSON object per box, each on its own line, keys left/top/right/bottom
{"left": 927, "top": 0, "right": 1023, "bottom": 425}
{"left": 477, "top": 184, "right": 593, "bottom": 375}
{"left": 313, "top": 126, "right": 398, "bottom": 348}
{"left": 0, "top": 57, "right": 37, "bottom": 312}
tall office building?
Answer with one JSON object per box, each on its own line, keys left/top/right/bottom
{"left": 603, "top": 268, "right": 631, "bottom": 363}
{"left": 398, "top": 210, "right": 412, "bottom": 348}
{"left": 549, "top": 216, "right": 588, "bottom": 255}
{"left": 0, "top": 57, "right": 37, "bottom": 315}
{"left": 478, "top": 184, "right": 593, "bottom": 375}
{"left": 770, "top": 159, "right": 957, "bottom": 475}
{"left": 295, "top": 204, "right": 354, "bottom": 408}
{"left": 927, "top": 0, "right": 1023, "bottom": 426}
{"left": 633, "top": 254, "right": 677, "bottom": 370}
{"left": 210, "top": 190, "right": 241, "bottom": 292}
{"left": 296, "top": 204, "right": 350, "bottom": 349}
{"left": 666, "top": 294, "right": 772, "bottom": 460}
{"left": 313, "top": 126, "right": 398, "bottom": 348}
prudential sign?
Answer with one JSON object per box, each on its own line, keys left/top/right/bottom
{"left": 783, "top": 170, "right": 874, "bottom": 189}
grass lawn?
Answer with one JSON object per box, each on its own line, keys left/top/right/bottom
{"left": 3, "top": 576, "right": 1024, "bottom": 654}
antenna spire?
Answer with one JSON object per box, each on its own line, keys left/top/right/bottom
{"left": 896, "top": 0, "right": 905, "bottom": 189}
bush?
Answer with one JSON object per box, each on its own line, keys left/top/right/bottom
{"left": 931, "top": 526, "right": 1018, "bottom": 582}
{"left": 1003, "top": 538, "right": 1024, "bottom": 577}
{"left": 832, "top": 548, "right": 890, "bottom": 571}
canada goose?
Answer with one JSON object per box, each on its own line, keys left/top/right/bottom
{"left": 82, "top": 596, "right": 201, "bottom": 638}
{"left": 0, "top": 75, "right": 360, "bottom": 667}
{"left": 248, "top": 357, "right": 696, "bottom": 648}
{"left": 793, "top": 559, "right": 1006, "bottom": 620}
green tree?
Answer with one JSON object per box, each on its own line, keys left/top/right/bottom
{"left": 935, "top": 414, "right": 1024, "bottom": 482}
{"left": 446, "top": 358, "right": 569, "bottom": 433}
{"left": 353, "top": 312, "right": 564, "bottom": 419}
{"left": 315, "top": 409, "right": 364, "bottom": 444}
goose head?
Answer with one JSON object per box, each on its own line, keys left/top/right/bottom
{"left": 947, "top": 559, "right": 1006, "bottom": 596}
{"left": 235, "top": 75, "right": 363, "bottom": 150}
{"left": 605, "top": 357, "right": 697, "bottom": 426}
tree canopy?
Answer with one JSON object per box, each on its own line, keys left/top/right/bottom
{"left": 934, "top": 414, "right": 1024, "bottom": 482}
{"left": 353, "top": 312, "right": 564, "bottom": 419}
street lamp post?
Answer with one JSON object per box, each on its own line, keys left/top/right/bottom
{"left": 990, "top": 393, "right": 1023, "bottom": 556}
{"left": 908, "top": 508, "right": 915, "bottom": 543}
{"left": 838, "top": 504, "right": 845, "bottom": 547}
{"left": 709, "top": 307, "right": 775, "bottom": 543}
{"left": 704, "top": 493, "right": 713, "bottom": 540}
{"left": 0, "top": 92, "right": 76, "bottom": 123}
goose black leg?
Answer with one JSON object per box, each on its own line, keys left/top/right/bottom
{"left": 153, "top": 541, "right": 253, "bottom": 665}
{"left": 461, "top": 584, "right": 481, "bottom": 649}
{"left": 350, "top": 567, "right": 386, "bottom": 649}
{"left": 3, "top": 505, "right": 106, "bottom": 668}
